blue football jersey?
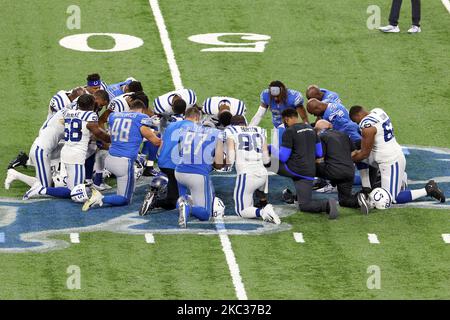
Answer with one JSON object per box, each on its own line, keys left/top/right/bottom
{"left": 260, "top": 88, "right": 304, "bottom": 128}
{"left": 323, "top": 103, "right": 361, "bottom": 143}
{"left": 102, "top": 79, "right": 133, "bottom": 100}
{"left": 175, "top": 124, "right": 221, "bottom": 175}
{"left": 158, "top": 120, "right": 195, "bottom": 170}
{"left": 321, "top": 88, "right": 341, "bottom": 104}
{"left": 108, "top": 112, "right": 152, "bottom": 160}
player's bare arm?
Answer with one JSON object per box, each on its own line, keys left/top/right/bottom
{"left": 352, "top": 126, "right": 376, "bottom": 162}
{"left": 87, "top": 121, "right": 111, "bottom": 144}
{"left": 249, "top": 102, "right": 268, "bottom": 126}
{"left": 213, "top": 139, "right": 226, "bottom": 170}
{"left": 296, "top": 105, "right": 309, "bottom": 124}
{"left": 140, "top": 126, "right": 161, "bottom": 147}
{"left": 98, "top": 109, "right": 112, "bottom": 128}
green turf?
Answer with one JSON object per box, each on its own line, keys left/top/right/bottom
{"left": 0, "top": 0, "right": 449, "bottom": 300}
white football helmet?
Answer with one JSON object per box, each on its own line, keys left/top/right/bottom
{"left": 70, "top": 184, "right": 92, "bottom": 203}
{"left": 213, "top": 197, "right": 226, "bottom": 218}
{"left": 368, "top": 188, "right": 392, "bottom": 210}
{"left": 52, "top": 174, "right": 67, "bottom": 188}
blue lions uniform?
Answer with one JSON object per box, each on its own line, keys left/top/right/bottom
{"left": 102, "top": 79, "right": 134, "bottom": 100}
{"left": 320, "top": 88, "right": 341, "bottom": 104}
{"left": 323, "top": 103, "right": 361, "bottom": 144}
{"left": 260, "top": 89, "right": 304, "bottom": 128}
{"left": 104, "top": 112, "right": 152, "bottom": 205}
{"left": 158, "top": 120, "right": 195, "bottom": 170}
{"left": 175, "top": 125, "right": 221, "bottom": 221}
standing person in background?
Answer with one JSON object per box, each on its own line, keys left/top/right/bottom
{"left": 379, "top": 0, "right": 421, "bottom": 33}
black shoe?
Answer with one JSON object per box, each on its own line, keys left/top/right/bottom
{"left": 254, "top": 190, "right": 268, "bottom": 209}
{"left": 357, "top": 192, "right": 370, "bottom": 215}
{"left": 143, "top": 166, "right": 160, "bottom": 177}
{"left": 282, "top": 188, "right": 295, "bottom": 204}
{"left": 140, "top": 190, "right": 156, "bottom": 216}
{"left": 327, "top": 199, "right": 339, "bottom": 220}
{"left": 312, "top": 178, "right": 328, "bottom": 190}
{"left": 425, "top": 180, "right": 446, "bottom": 203}
{"left": 8, "top": 151, "right": 28, "bottom": 169}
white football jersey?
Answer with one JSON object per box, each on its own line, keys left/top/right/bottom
{"left": 359, "top": 108, "right": 402, "bottom": 163}
{"left": 153, "top": 88, "right": 197, "bottom": 115}
{"left": 225, "top": 125, "right": 267, "bottom": 175}
{"left": 202, "top": 96, "right": 246, "bottom": 117}
{"left": 48, "top": 90, "right": 71, "bottom": 119}
{"left": 35, "top": 109, "right": 66, "bottom": 151}
{"left": 60, "top": 110, "right": 98, "bottom": 164}
{"left": 107, "top": 93, "right": 134, "bottom": 113}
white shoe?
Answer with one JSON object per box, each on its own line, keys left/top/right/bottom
{"left": 92, "top": 183, "right": 112, "bottom": 191}
{"left": 177, "top": 199, "right": 189, "bottom": 228}
{"left": 82, "top": 189, "right": 104, "bottom": 212}
{"left": 23, "top": 182, "right": 44, "bottom": 200}
{"left": 261, "top": 204, "right": 281, "bottom": 225}
{"left": 5, "top": 169, "right": 17, "bottom": 190}
{"left": 315, "top": 183, "right": 337, "bottom": 193}
{"left": 407, "top": 25, "right": 421, "bottom": 33}
{"left": 378, "top": 25, "right": 400, "bottom": 33}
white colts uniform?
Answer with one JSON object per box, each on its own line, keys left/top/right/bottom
{"left": 60, "top": 110, "right": 98, "bottom": 189}
{"left": 153, "top": 88, "right": 197, "bottom": 115}
{"left": 107, "top": 93, "right": 132, "bottom": 113}
{"left": 202, "top": 96, "right": 247, "bottom": 128}
{"left": 48, "top": 90, "right": 72, "bottom": 119}
{"left": 225, "top": 126, "right": 269, "bottom": 218}
{"left": 29, "top": 109, "right": 66, "bottom": 187}
{"left": 360, "top": 108, "right": 405, "bottom": 201}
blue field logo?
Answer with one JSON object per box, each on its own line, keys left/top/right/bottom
{"left": 0, "top": 145, "right": 448, "bottom": 253}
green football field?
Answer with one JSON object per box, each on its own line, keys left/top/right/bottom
{"left": 0, "top": 0, "right": 449, "bottom": 300}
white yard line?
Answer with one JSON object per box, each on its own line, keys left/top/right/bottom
{"left": 442, "top": 234, "right": 450, "bottom": 244}
{"left": 70, "top": 233, "right": 80, "bottom": 244}
{"left": 368, "top": 233, "right": 380, "bottom": 244}
{"left": 148, "top": 0, "right": 248, "bottom": 300}
{"left": 293, "top": 232, "right": 305, "bottom": 243}
{"left": 145, "top": 233, "right": 155, "bottom": 244}
{"left": 442, "top": 0, "right": 450, "bottom": 14}
{"left": 149, "top": 0, "right": 184, "bottom": 90}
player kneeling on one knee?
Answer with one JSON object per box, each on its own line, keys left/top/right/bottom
{"left": 350, "top": 106, "right": 445, "bottom": 214}
{"left": 223, "top": 115, "right": 280, "bottom": 224}
{"left": 83, "top": 100, "right": 161, "bottom": 211}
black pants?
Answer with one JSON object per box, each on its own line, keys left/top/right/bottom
{"left": 278, "top": 163, "right": 328, "bottom": 213}
{"left": 389, "top": 0, "right": 421, "bottom": 26}
{"left": 316, "top": 164, "right": 359, "bottom": 209}
{"left": 154, "top": 167, "right": 178, "bottom": 210}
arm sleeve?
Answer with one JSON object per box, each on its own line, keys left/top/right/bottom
{"left": 279, "top": 147, "right": 292, "bottom": 163}
{"left": 315, "top": 142, "right": 323, "bottom": 158}
{"left": 249, "top": 106, "right": 268, "bottom": 126}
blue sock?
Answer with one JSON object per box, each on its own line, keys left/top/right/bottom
{"left": 353, "top": 175, "right": 361, "bottom": 185}
{"left": 45, "top": 187, "right": 71, "bottom": 198}
{"left": 103, "top": 195, "right": 129, "bottom": 206}
{"left": 93, "top": 172, "right": 103, "bottom": 186}
{"left": 395, "top": 190, "right": 413, "bottom": 204}
{"left": 191, "top": 206, "right": 210, "bottom": 221}
{"left": 85, "top": 154, "right": 95, "bottom": 180}
{"left": 255, "top": 208, "right": 261, "bottom": 218}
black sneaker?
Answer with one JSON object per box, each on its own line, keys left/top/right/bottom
{"left": 282, "top": 188, "right": 295, "bottom": 204}
{"left": 425, "top": 180, "right": 446, "bottom": 203}
{"left": 140, "top": 191, "right": 156, "bottom": 216}
{"left": 8, "top": 151, "right": 28, "bottom": 169}
{"left": 312, "top": 178, "right": 328, "bottom": 190}
{"left": 327, "top": 199, "right": 339, "bottom": 220}
{"left": 143, "top": 166, "right": 160, "bottom": 177}
{"left": 357, "top": 192, "right": 370, "bottom": 215}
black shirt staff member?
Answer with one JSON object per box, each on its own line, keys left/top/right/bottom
{"left": 276, "top": 109, "right": 339, "bottom": 219}
{"left": 314, "top": 120, "right": 365, "bottom": 211}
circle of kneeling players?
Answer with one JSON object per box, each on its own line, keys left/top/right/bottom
{"left": 5, "top": 74, "right": 446, "bottom": 228}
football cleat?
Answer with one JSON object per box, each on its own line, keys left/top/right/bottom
{"left": 143, "top": 166, "right": 160, "bottom": 177}
{"left": 407, "top": 25, "right": 421, "bottom": 34}
{"left": 357, "top": 192, "right": 370, "bottom": 215}
{"left": 8, "top": 151, "right": 29, "bottom": 169}
{"left": 177, "top": 197, "right": 190, "bottom": 228}
{"left": 425, "top": 180, "right": 446, "bottom": 203}
{"left": 140, "top": 191, "right": 156, "bottom": 216}
{"left": 22, "top": 182, "right": 44, "bottom": 200}
{"left": 282, "top": 188, "right": 296, "bottom": 204}
{"left": 327, "top": 199, "right": 339, "bottom": 220}
{"left": 261, "top": 204, "right": 281, "bottom": 225}
{"left": 4, "top": 169, "right": 18, "bottom": 190}
{"left": 315, "top": 183, "right": 337, "bottom": 193}
{"left": 92, "top": 182, "right": 112, "bottom": 191}
{"left": 82, "top": 188, "right": 104, "bottom": 212}
{"left": 312, "top": 178, "right": 328, "bottom": 190}
{"left": 378, "top": 25, "right": 400, "bottom": 33}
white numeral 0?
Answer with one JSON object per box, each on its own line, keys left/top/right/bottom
{"left": 188, "top": 33, "right": 271, "bottom": 53}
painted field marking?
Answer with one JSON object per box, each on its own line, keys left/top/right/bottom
{"left": 0, "top": 232, "right": 5, "bottom": 243}
{"left": 442, "top": 0, "right": 450, "bottom": 14}
{"left": 145, "top": 233, "right": 155, "bottom": 244}
{"left": 70, "top": 233, "right": 80, "bottom": 244}
{"left": 293, "top": 232, "right": 305, "bottom": 243}
{"left": 442, "top": 234, "right": 450, "bottom": 244}
{"left": 148, "top": 0, "right": 248, "bottom": 300}
{"left": 368, "top": 233, "right": 380, "bottom": 244}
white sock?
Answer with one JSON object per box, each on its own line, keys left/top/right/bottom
{"left": 12, "top": 170, "right": 38, "bottom": 187}
{"left": 410, "top": 188, "right": 427, "bottom": 200}
{"left": 239, "top": 207, "right": 259, "bottom": 219}
{"left": 146, "top": 160, "right": 154, "bottom": 167}
{"left": 359, "top": 168, "right": 371, "bottom": 189}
